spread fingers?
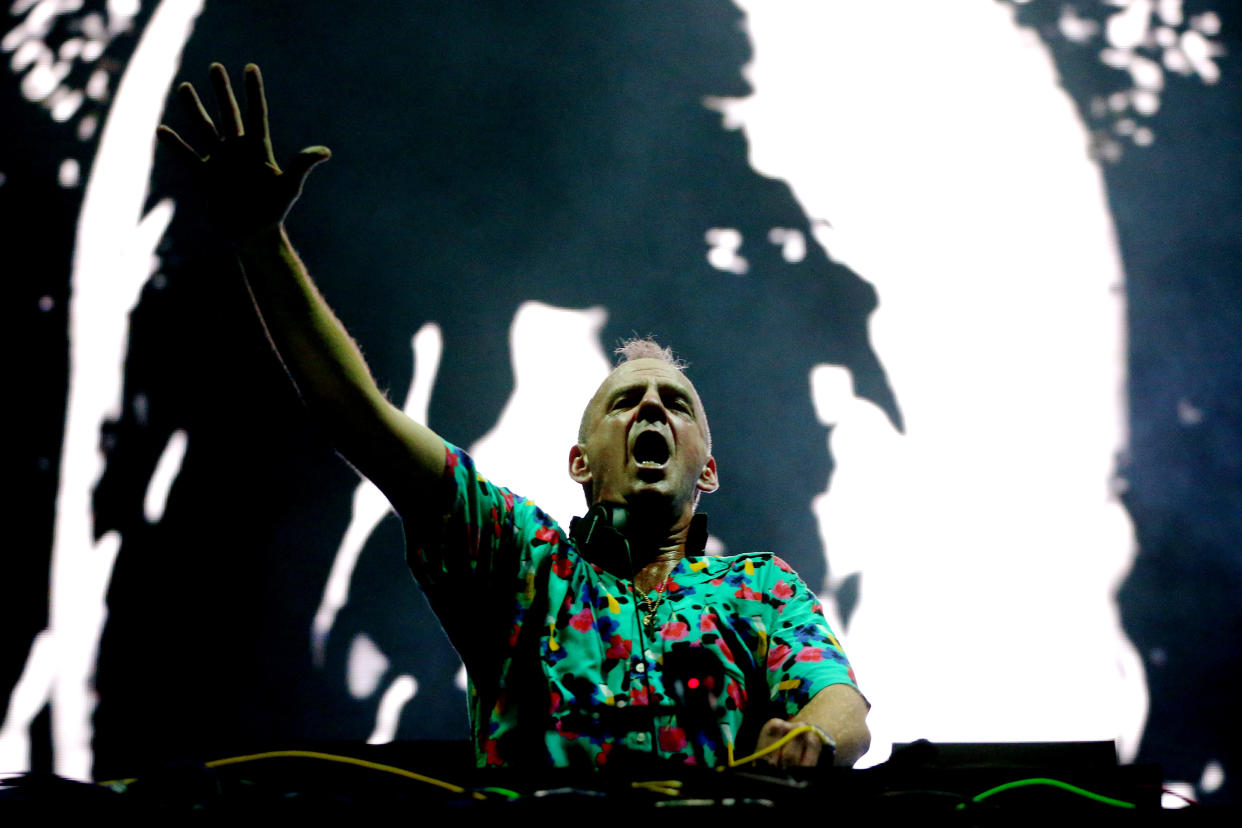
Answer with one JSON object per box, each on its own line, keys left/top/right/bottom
{"left": 243, "top": 64, "right": 268, "bottom": 138}
{"left": 156, "top": 124, "right": 205, "bottom": 166}
{"left": 177, "top": 80, "right": 218, "bottom": 144}
{"left": 209, "top": 62, "right": 245, "bottom": 138}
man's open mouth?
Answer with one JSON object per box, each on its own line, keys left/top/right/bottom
{"left": 631, "top": 430, "right": 671, "bottom": 468}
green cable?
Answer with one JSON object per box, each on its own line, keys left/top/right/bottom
{"left": 957, "top": 776, "right": 1136, "bottom": 810}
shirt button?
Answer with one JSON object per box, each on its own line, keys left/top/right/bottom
{"left": 635, "top": 662, "right": 646, "bottom": 673}
{"left": 616, "top": 699, "right": 628, "bottom": 708}
{"left": 635, "top": 733, "right": 647, "bottom": 743}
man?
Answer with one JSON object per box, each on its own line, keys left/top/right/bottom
{"left": 158, "top": 63, "right": 869, "bottom": 769}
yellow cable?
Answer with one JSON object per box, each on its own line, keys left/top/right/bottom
{"left": 203, "top": 749, "right": 487, "bottom": 801}
{"left": 101, "top": 730, "right": 824, "bottom": 802}
{"left": 632, "top": 779, "right": 684, "bottom": 797}
{"left": 727, "top": 724, "right": 827, "bottom": 768}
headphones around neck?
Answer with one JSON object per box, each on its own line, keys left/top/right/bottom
{"left": 569, "top": 502, "right": 709, "bottom": 577}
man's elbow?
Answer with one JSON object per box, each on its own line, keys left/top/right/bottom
{"left": 833, "top": 720, "right": 871, "bottom": 767}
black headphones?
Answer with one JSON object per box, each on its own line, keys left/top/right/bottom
{"left": 569, "top": 503, "right": 709, "bottom": 577}
{"left": 568, "top": 502, "right": 634, "bottom": 576}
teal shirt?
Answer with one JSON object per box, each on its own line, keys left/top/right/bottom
{"left": 407, "top": 442, "right": 860, "bottom": 768}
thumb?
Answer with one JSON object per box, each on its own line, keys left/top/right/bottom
{"left": 285, "top": 145, "right": 332, "bottom": 184}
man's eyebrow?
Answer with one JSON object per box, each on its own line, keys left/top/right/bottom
{"left": 607, "top": 383, "right": 640, "bottom": 401}
{"left": 606, "top": 379, "right": 692, "bottom": 404}
{"left": 662, "top": 385, "right": 693, "bottom": 405}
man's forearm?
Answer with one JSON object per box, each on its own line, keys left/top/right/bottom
{"left": 793, "top": 683, "right": 871, "bottom": 767}
{"left": 234, "top": 225, "right": 446, "bottom": 508}
{"left": 237, "top": 226, "right": 383, "bottom": 425}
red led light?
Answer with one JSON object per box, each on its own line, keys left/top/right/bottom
{"left": 687, "top": 678, "right": 700, "bottom": 689}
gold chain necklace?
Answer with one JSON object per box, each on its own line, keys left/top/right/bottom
{"left": 635, "top": 570, "right": 672, "bottom": 632}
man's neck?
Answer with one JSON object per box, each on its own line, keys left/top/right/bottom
{"left": 622, "top": 510, "right": 693, "bottom": 592}
{"left": 631, "top": 544, "right": 684, "bottom": 594}
{"left": 576, "top": 497, "right": 704, "bottom": 587}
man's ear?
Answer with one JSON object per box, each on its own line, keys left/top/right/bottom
{"left": 696, "top": 456, "right": 719, "bottom": 494}
{"left": 569, "top": 444, "right": 592, "bottom": 485}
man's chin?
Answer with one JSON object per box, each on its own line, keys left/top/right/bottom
{"left": 623, "top": 485, "right": 691, "bottom": 521}
{"left": 625, "top": 486, "right": 668, "bottom": 505}
{"left": 635, "top": 464, "right": 669, "bottom": 484}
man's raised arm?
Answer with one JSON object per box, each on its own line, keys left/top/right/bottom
{"left": 158, "top": 63, "right": 444, "bottom": 516}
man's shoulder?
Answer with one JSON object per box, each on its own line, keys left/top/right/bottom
{"left": 413, "top": 438, "right": 569, "bottom": 548}
{"left": 683, "top": 551, "right": 799, "bottom": 579}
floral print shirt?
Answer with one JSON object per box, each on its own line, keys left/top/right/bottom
{"left": 407, "top": 442, "right": 860, "bottom": 768}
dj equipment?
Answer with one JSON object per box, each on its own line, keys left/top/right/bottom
{"left": 1, "top": 740, "right": 1171, "bottom": 821}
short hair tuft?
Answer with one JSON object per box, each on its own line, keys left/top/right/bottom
{"left": 614, "top": 336, "right": 687, "bottom": 369}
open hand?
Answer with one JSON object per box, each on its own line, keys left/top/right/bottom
{"left": 157, "top": 63, "right": 330, "bottom": 243}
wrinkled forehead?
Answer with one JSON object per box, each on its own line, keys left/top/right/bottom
{"left": 579, "top": 359, "right": 707, "bottom": 438}
{"left": 598, "top": 359, "right": 700, "bottom": 406}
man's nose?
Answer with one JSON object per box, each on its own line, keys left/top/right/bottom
{"left": 636, "top": 386, "right": 667, "bottom": 421}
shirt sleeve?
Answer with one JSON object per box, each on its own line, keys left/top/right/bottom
{"left": 405, "top": 441, "right": 555, "bottom": 592}
{"left": 404, "top": 442, "right": 566, "bottom": 675}
{"left": 760, "top": 555, "right": 863, "bottom": 718}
